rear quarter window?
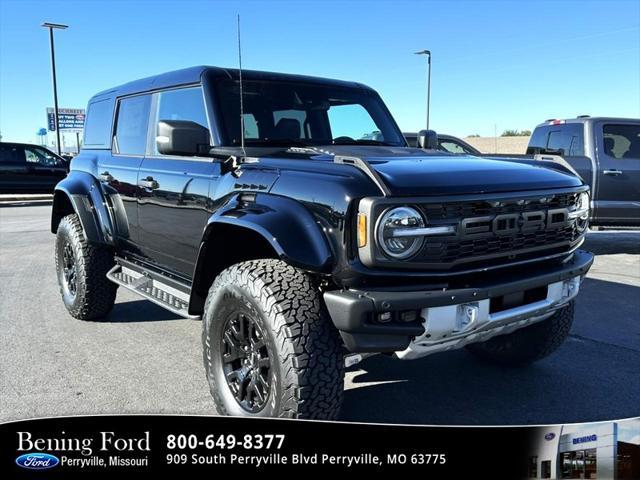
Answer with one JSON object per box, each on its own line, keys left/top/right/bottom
{"left": 0, "top": 144, "right": 23, "bottom": 163}
{"left": 114, "top": 95, "right": 151, "bottom": 156}
{"left": 83, "top": 99, "right": 114, "bottom": 148}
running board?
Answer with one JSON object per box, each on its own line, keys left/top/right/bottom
{"left": 106, "top": 263, "right": 199, "bottom": 319}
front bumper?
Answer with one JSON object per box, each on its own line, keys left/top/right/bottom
{"left": 323, "top": 249, "right": 593, "bottom": 354}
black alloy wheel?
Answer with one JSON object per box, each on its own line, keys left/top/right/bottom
{"left": 220, "top": 311, "right": 272, "bottom": 413}
{"left": 61, "top": 241, "right": 77, "bottom": 297}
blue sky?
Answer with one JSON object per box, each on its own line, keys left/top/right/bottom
{"left": 1, "top": 0, "right": 639, "bottom": 146}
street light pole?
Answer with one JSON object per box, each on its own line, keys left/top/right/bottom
{"left": 42, "top": 22, "right": 68, "bottom": 156}
{"left": 414, "top": 50, "right": 432, "bottom": 130}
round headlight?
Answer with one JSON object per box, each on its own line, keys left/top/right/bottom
{"left": 577, "top": 192, "right": 590, "bottom": 217}
{"left": 575, "top": 192, "right": 590, "bottom": 232}
{"left": 376, "top": 206, "right": 425, "bottom": 259}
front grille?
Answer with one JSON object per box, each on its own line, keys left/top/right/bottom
{"left": 420, "top": 192, "right": 579, "bottom": 220}
{"left": 411, "top": 192, "right": 582, "bottom": 268}
{"left": 417, "top": 224, "right": 579, "bottom": 263}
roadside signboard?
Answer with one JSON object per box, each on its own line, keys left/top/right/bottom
{"left": 47, "top": 107, "right": 85, "bottom": 131}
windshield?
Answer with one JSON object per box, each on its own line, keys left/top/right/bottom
{"left": 213, "top": 79, "right": 406, "bottom": 147}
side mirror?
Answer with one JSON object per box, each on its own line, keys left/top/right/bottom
{"left": 156, "top": 120, "right": 210, "bottom": 156}
{"left": 417, "top": 129, "right": 438, "bottom": 150}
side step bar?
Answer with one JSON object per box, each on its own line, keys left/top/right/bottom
{"left": 106, "top": 261, "right": 199, "bottom": 319}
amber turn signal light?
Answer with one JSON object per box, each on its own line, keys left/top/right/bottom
{"left": 357, "top": 213, "right": 367, "bottom": 248}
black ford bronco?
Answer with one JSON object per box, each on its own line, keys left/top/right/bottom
{"left": 52, "top": 66, "right": 593, "bottom": 419}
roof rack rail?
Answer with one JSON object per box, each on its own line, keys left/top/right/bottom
{"left": 576, "top": 115, "right": 591, "bottom": 118}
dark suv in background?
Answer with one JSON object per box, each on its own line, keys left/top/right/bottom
{"left": 0, "top": 142, "right": 68, "bottom": 193}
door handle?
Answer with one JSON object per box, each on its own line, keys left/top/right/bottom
{"left": 99, "top": 171, "right": 114, "bottom": 182}
{"left": 603, "top": 169, "right": 623, "bottom": 176}
{"left": 138, "top": 176, "right": 159, "bottom": 190}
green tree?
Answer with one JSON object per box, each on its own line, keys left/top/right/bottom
{"left": 501, "top": 129, "right": 531, "bottom": 137}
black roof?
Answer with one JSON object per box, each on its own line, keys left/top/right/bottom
{"left": 91, "top": 66, "right": 372, "bottom": 101}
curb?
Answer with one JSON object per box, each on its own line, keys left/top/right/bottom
{"left": 0, "top": 194, "right": 53, "bottom": 203}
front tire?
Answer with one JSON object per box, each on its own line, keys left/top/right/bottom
{"left": 466, "top": 301, "right": 574, "bottom": 366}
{"left": 202, "top": 259, "right": 344, "bottom": 419}
{"left": 55, "top": 214, "right": 118, "bottom": 320}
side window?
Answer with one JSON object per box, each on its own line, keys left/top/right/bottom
{"left": 24, "top": 147, "right": 61, "bottom": 166}
{"left": 84, "top": 99, "right": 113, "bottom": 147}
{"left": 0, "top": 145, "right": 23, "bottom": 163}
{"left": 114, "top": 95, "right": 151, "bottom": 155}
{"left": 439, "top": 140, "right": 466, "bottom": 154}
{"left": 154, "top": 87, "right": 209, "bottom": 155}
{"left": 24, "top": 148, "right": 39, "bottom": 164}
{"left": 603, "top": 124, "right": 640, "bottom": 159}
{"left": 327, "top": 104, "right": 379, "bottom": 140}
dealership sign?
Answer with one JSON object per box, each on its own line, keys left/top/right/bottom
{"left": 47, "top": 108, "right": 85, "bottom": 131}
{"left": 572, "top": 434, "right": 597, "bottom": 445}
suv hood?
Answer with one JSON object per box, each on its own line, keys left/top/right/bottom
{"left": 305, "top": 145, "right": 582, "bottom": 196}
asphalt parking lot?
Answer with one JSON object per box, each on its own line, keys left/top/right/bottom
{"left": 1, "top": 202, "right": 638, "bottom": 425}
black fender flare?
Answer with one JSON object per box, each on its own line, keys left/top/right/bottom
{"left": 51, "top": 171, "right": 116, "bottom": 245}
{"left": 189, "top": 193, "right": 333, "bottom": 314}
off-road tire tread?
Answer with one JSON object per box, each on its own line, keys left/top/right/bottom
{"left": 202, "top": 259, "right": 344, "bottom": 420}
{"left": 466, "top": 301, "right": 574, "bottom": 366}
{"left": 55, "top": 214, "right": 117, "bottom": 320}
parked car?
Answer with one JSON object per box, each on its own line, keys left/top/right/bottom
{"left": 0, "top": 142, "right": 68, "bottom": 193}
{"left": 51, "top": 66, "right": 593, "bottom": 419}
{"left": 525, "top": 117, "right": 640, "bottom": 227}
{"left": 404, "top": 132, "right": 481, "bottom": 155}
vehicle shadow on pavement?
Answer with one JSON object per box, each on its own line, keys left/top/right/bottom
{"left": 104, "top": 300, "right": 183, "bottom": 323}
{"left": 341, "top": 276, "right": 640, "bottom": 426}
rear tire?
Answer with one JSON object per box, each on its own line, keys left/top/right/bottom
{"left": 55, "top": 214, "right": 118, "bottom": 320}
{"left": 466, "top": 301, "right": 574, "bottom": 366}
{"left": 202, "top": 259, "right": 344, "bottom": 419}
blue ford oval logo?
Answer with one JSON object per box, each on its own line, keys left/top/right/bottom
{"left": 15, "top": 452, "right": 60, "bottom": 470}
{"left": 545, "top": 433, "right": 556, "bottom": 441}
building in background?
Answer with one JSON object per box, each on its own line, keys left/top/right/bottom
{"left": 529, "top": 419, "right": 640, "bottom": 479}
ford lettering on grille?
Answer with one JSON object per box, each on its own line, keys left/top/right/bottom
{"left": 460, "top": 208, "right": 570, "bottom": 239}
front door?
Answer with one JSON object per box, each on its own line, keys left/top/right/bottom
{"left": 137, "top": 86, "right": 218, "bottom": 277}
{"left": 595, "top": 121, "right": 640, "bottom": 225}
{"left": 22, "top": 145, "right": 68, "bottom": 191}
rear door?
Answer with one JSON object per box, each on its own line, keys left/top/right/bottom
{"left": 136, "top": 85, "right": 219, "bottom": 277}
{"left": 0, "top": 144, "right": 29, "bottom": 192}
{"left": 100, "top": 93, "right": 152, "bottom": 248}
{"left": 594, "top": 121, "right": 640, "bottom": 225}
